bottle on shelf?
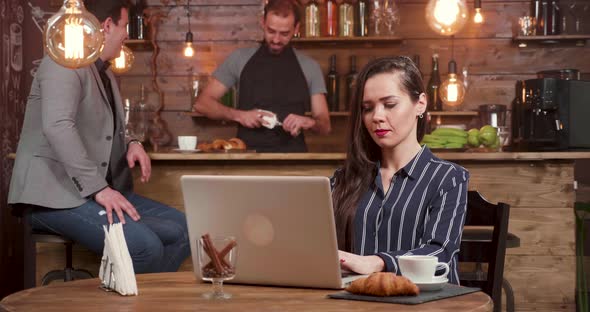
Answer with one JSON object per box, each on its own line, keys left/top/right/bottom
{"left": 532, "top": 0, "right": 542, "bottom": 35}
{"left": 511, "top": 80, "right": 525, "bottom": 148}
{"left": 345, "top": 55, "right": 358, "bottom": 111}
{"left": 426, "top": 54, "right": 442, "bottom": 111}
{"left": 127, "top": 5, "right": 136, "bottom": 39}
{"left": 355, "top": 0, "right": 369, "bottom": 37}
{"left": 321, "top": 0, "right": 338, "bottom": 37}
{"left": 130, "top": 0, "right": 147, "bottom": 40}
{"left": 550, "top": 0, "right": 560, "bottom": 35}
{"left": 304, "top": 0, "right": 321, "bottom": 37}
{"left": 537, "top": 0, "right": 560, "bottom": 36}
{"left": 412, "top": 54, "right": 422, "bottom": 78}
{"left": 326, "top": 55, "right": 340, "bottom": 112}
{"left": 338, "top": 0, "right": 355, "bottom": 37}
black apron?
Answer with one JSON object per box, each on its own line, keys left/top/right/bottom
{"left": 237, "top": 44, "right": 310, "bottom": 153}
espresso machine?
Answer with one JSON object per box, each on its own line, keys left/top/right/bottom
{"left": 512, "top": 74, "right": 590, "bottom": 150}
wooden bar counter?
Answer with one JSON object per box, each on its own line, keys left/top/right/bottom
{"left": 31, "top": 150, "right": 590, "bottom": 311}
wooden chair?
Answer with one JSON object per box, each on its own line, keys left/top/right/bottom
{"left": 459, "top": 191, "right": 510, "bottom": 312}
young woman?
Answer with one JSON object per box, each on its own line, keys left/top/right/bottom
{"left": 331, "top": 56, "right": 469, "bottom": 284}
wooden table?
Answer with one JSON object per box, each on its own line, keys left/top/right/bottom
{"left": 0, "top": 272, "right": 492, "bottom": 311}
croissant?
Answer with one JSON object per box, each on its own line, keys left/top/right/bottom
{"left": 228, "top": 138, "right": 246, "bottom": 150}
{"left": 212, "top": 139, "right": 233, "bottom": 150}
{"left": 197, "top": 142, "right": 213, "bottom": 152}
{"left": 345, "top": 272, "right": 419, "bottom": 297}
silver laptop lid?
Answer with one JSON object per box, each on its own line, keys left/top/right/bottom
{"left": 181, "top": 175, "right": 344, "bottom": 289}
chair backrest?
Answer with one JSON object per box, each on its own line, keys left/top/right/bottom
{"left": 459, "top": 190, "right": 510, "bottom": 304}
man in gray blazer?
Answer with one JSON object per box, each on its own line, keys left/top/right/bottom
{"left": 8, "top": 0, "right": 190, "bottom": 273}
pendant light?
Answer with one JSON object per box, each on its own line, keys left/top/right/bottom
{"left": 425, "top": 0, "right": 468, "bottom": 36}
{"left": 473, "top": 0, "right": 484, "bottom": 24}
{"left": 44, "top": 0, "right": 104, "bottom": 68}
{"left": 111, "top": 45, "right": 135, "bottom": 74}
{"left": 183, "top": 3, "right": 194, "bottom": 58}
{"left": 439, "top": 37, "right": 466, "bottom": 110}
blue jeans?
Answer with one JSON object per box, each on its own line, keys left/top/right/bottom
{"left": 30, "top": 193, "right": 190, "bottom": 274}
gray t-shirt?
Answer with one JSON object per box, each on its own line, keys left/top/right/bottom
{"left": 212, "top": 46, "right": 327, "bottom": 96}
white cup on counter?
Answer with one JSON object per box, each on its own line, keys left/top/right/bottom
{"left": 178, "top": 135, "right": 197, "bottom": 150}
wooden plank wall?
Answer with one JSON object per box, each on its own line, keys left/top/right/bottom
{"left": 118, "top": 0, "right": 590, "bottom": 153}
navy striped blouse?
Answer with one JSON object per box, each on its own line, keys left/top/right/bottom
{"left": 331, "top": 146, "right": 469, "bottom": 284}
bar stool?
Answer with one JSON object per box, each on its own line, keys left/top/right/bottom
{"left": 32, "top": 230, "right": 94, "bottom": 285}
{"left": 18, "top": 204, "right": 93, "bottom": 287}
{"left": 462, "top": 227, "right": 520, "bottom": 312}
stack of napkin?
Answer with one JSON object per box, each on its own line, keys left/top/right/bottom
{"left": 99, "top": 223, "right": 138, "bottom": 296}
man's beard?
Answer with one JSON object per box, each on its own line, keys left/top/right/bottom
{"left": 267, "top": 44, "right": 285, "bottom": 55}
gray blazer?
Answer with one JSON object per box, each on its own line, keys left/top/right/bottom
{"left": 8, "top": 56, "right": 134, "bottom": 209}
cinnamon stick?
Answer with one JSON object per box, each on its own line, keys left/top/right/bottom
{"left": 201, "top": 234, "right": 224, "bottom": 274}
{"left": 204, "top": 239, "right": 237, "bottom": 270}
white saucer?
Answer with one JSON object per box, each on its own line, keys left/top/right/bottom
{"left": 414, "top": 277, "right": 448, "bottom": 292}
{"left": 172, "top": 148, "right": 201, "bottom": 153}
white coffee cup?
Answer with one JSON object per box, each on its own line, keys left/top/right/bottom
{"left": 178, "top": 135, "right": 197, "bottom": 150}
{"left": 397, "top": 255, "right": 450, "bottom": 283}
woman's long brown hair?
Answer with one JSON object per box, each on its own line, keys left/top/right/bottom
{"left": 331, "top": 56, "right": 427, "bottom": 251}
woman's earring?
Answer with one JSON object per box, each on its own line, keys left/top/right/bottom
{"left": 418, "top": 113, "right": 424, "bottom": 119}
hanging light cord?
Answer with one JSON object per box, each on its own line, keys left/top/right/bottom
{"left": 448, "top": 35, "right": 457, "bottom": 74}
{"left": 451, "top": 35, "right": 455, "bottom": 61}
{"left": 186, "top": 2, "right": 192, "bottom": 33}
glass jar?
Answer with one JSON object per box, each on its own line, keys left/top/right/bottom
{"left": 321, "top": 0, "right": 338, "bottom": 37}
{"left": 305, "top": 0, "right": 320, "bottom": 37}
{"left": 339, "top": 0, "right": 355, "bottom": 37}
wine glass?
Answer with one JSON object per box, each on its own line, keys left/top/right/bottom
{"left": 370, "top": 0, "right": 383, "bottom": 36}
{"left": 572, "top": 2, "right": 590, "bottom": 34}
{"left": 124, "top": 98, "right": 149, "bottom": 142}
{"left": 381, "top": 0, "right": 399, "bottom": 35}
{"left": 198, "top": 235, "right": 238, "bottom": 300}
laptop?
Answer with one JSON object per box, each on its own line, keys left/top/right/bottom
{"left": 180, "top": 175, "right": 363, "bottom": 289}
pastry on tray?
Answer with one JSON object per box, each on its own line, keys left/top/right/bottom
{"left": 198, "top": 137, "right": 247, "bottom": 152}
{"left": 345, "top": 272, "right": 419, "bottom": 297}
